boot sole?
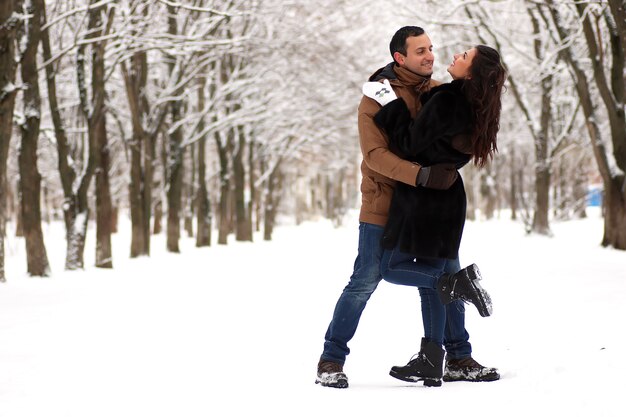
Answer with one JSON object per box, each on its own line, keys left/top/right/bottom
{"left": 443, "top": 373, "right": 500, "bottom": 382}
{"left": 389, "top": 369, "right": 442, "bottom": 387}
{"left": 315, "top": 374, "right": 349, "bottom": 388}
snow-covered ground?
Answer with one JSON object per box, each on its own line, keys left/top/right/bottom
{"left": 0, "top": 208, "right": 624, "bottom": 417}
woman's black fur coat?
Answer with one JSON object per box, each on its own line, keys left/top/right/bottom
{"left": 373, "top": 79, "right": 473, "bottom": 259}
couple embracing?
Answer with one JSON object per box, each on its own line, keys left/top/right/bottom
{"left": 317, "top": 26, "right": 507, "bottom": 388}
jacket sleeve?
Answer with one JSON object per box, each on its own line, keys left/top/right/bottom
{"left": 357, "top": 95, "right": 420, "bottom": 186}
{"left": 374, "top": 91, "right": 469, "bottom": 159}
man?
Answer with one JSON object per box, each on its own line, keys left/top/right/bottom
{"left": 316, "top": 26, "right": 499, "bottom": 388}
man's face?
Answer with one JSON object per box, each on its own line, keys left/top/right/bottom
{"left": 394, "top": 34, "right": 434, "bottom": 77}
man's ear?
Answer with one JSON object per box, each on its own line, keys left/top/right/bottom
{"left": 393, "top": 51, "right": 405, "bottom": 65}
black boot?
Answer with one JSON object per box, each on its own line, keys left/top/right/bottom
{"left": 437, "top": 263, "right": 493, "bottom": 317}
{"left": 389, "top": 338, "right": 445, "bottom": 387}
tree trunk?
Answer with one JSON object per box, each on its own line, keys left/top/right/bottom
{"left": 531, "top": 77, "right": 552, "bottom": 234}
{"left": 480, "top": 167, "right": 496, "bottom": 220}
{"left": 121, "top": 34, "right": 164, "bottom": 256}
{"left": 155, "top": 132, "right": 168, "bottom": 237}
{"left": 548, "top": 0, "right": 626, "bottom": 249}
{"left": 215, "top": 131, "right": 230, "bottom": 245}
{"left": 122, "top": 55, "right": 148, "bottom": 257}
{"left": 165, "top": 6, "right": 184, "bottom": 253}
{"left": 166, "top": 98, "right": 184, "bottom": 253}
{"left": 324, "top": 175, "right": 333, "bottom": 220}
{"left": 0, "top": 0, "right": 19, "bottom": 282}
{"left": 14, "top": 190, "right": 23, "bottom": 237}
{"left": 184, "top": 144, "right": 194, "bottom": 238}
{"left": 111, "top": 204, "right": 118, "bottom": 233}
{"left": 603, "top": 176, "right": 626, "bottom": 248}
{"left": 527, "top": 6, "right": 552, "bottom": 235}
{"left": 195, "top": 79, "right": 211, "bottom": 247}
{"left": 581, "top": 1, "right": 626, "bottom": 248}
{"left": 264, "top": 166, "right": 283, "bottom": 241}
{"left": 509, "top": 147, "right": 518, "bottom": 220}
{"left": 532, "top": 163, "right": 551, "bottom": 233}
{"left": 94, "top": 115, "right": 113, "bottom": 268}
{"left": 233, "top": 126, "right": 251, "bottom": 241}
{"left": 43, "top": 185, "right": 52, "bottom": 223}
{"left": 334, "top": 169, "right": 346, "bottom": 226}
{"left": 128, "top": 126, "right": 145, "bottom": 256}
{"left": 39, "top": 0, "right": 90, "bottom": 270}
{"left": 18, "top": 0, "right": 50, "bottom": 276}
{"left": 143, "top": 130, "right": 156, "bottom": 250}
{"left": 153, "top": 199, "right": 163, "bottom": 235}
{"left": 553, "top": 161, "right": 566, "bottom": 219}
{"left": 573, "top": 162, "right": 587, "bottom": 219}
{"left": 89, "top": 2, "right": 114, "bottom": 268}
{"left": 248, "top": 137, "right": 256, "bottom": 235}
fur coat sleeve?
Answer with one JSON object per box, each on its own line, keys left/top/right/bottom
{"left": 373, "top": 84, "right": 472, "bottom": 165}
{"left": 373, "top": 82, "right": 474, "bottom": 259}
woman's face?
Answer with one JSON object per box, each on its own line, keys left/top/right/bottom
{"left": 447, "top": 48, "right": 477, "bottom": 80}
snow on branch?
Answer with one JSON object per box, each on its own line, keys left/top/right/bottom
{"left": 154, "top": 0, "right": 248, "bottom": 16}
{"left": 41, "top": 0, "right": 116, "bottom": 32}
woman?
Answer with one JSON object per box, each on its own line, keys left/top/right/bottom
{"left": 362, "top": 45, "right": 507, "bottom": 387}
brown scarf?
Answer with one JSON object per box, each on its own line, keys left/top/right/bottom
{"left": 393, "top": 64, "right": 432, "bottom": 93}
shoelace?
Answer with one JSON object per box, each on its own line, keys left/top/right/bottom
{"left": 407, "top": 352, "right": 434, "bottom": 368}
{"left": 450, "top": 276, "right": 471, "bottom": 305}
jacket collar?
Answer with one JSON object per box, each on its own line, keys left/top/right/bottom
{"left": 393, "top": 64, "right": 431, "bottom": 92}
{"left": 369, "top": 62, "right": 431, "bottom": 92}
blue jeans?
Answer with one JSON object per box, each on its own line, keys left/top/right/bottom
{"left": 321, "top": 223, "right": 384, "bottom": 365}
{"left": 321, "top": 223, "right": 471, "bottom": 365}
{"left": 381, "top": 248, "right": 470, "bottom": 355}
{"left": 438, "top": 258, "right": 472, "bottom": 360}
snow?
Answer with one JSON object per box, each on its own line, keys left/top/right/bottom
{"left": 0, "top": 208, "right": 624, "bottom": 417}
{"left": 24, "top": 104, "right": 40, "bottom": 120}
{"left": 1, "top": 82, "right": 16, "bottom": 95}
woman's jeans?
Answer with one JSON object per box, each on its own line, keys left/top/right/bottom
{"left": 321, "top": 223, "right": 471, "bottom": 365}
{"left": 380, "top": 247, "right": 464, "bottom": 346}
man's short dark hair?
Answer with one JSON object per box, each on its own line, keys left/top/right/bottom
{"left": 389, "top": 26, "right": 425, "bottom": 60}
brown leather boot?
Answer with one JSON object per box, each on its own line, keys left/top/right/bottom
{"left": 443, "top": 357, "right": 500, "bottom": 382}
{"left": 316, "top": 360, "right": 348, "bottom": 388}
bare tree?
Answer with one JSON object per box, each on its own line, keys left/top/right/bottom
{"left": 0, "top": 0, "right": 20, "bottom": 282}
{"left": 17, "top": 0, "right": 50, "bottom": 276}
{"left": 195, "top": 76, "right": 211, "bottom": 247}
{"left": 164, "top": 4, "right": 184, "bottom": 252}
{"left": 40, "top": 0, "right": 92, "bottom": 270}
{"left": 462, "top": 4, "right": 554, "bottom": 233}
{"left": 545, "top": 0, "right": 626, "bottom": 249}
{"left": 118, "top": 0, "right": 171, "bottom": 257}
{"left": 77, "top": 0, "right": 115, "bottom": 268}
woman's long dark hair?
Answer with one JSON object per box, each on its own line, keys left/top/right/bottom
{"left": 464, "top": 45, "right": 507, "bottom": 167}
